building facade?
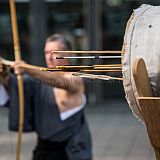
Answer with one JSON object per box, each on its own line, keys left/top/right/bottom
{"left": 0, "top": 0, "right": 159, "bottom": 103}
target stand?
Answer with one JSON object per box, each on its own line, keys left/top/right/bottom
{"left": 132, "top": 58, "right": 160, "bottom": 160}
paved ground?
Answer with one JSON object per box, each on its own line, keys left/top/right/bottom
{"left": 0, "top": 99, "right": 155, "bottom": 160}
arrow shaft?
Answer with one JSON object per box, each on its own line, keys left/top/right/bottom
{"left": 52, "top": 50, "right": 123, "bottom": 54}
{"left": 55, "top": 56, "right": 122, "bottom": 59}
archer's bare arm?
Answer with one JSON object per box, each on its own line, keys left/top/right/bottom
{"left": 13, "top": 61, "right": 84, "bottom": 94}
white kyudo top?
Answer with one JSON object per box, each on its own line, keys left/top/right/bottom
{"left": 0, "top": 84, "right": 9, "bottom": 106}
{"left": 60, "top": 94, "right": 86, "bottom": 120}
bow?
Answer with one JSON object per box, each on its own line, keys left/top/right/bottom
{"left": 9, "top": 0, "right": 24, "bottom": 160}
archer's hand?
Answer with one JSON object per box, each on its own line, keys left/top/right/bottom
{"left": 13, "top": 60, "right": 25, "bottom": 75}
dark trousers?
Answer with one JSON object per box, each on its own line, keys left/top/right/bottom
{"left": 32, "top": 137, "right": 68, "bottom": 160}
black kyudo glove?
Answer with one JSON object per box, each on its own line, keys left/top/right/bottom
{"left": 0, "top": 64, "right": 10, "bottom": 88}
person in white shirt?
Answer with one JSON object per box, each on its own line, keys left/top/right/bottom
{"left": 0, "top": 34, "right": 92, "bottom": 160}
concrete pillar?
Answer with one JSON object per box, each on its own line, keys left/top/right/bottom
{"left": 84, "top": 0, "right": 104, "bottom": 104}
{"left": 29, "top": 0, "right": 47, "bottom": 66}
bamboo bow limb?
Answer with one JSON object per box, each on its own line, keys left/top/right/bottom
{"left": 9, "top": 1, "right": 24, "bottom": 160}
